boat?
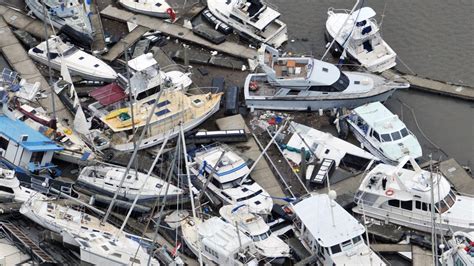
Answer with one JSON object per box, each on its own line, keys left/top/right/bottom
{"left": 289, "top": 193, "right": 387, "bottom": 265}
{"left": 325, "top": 7, "right": 397, "bottom": 72}
{"left": 25, "top": 0, "right": 93, "bottom": 46}
{"left": 219, "top": 205, "right": 291, "bottom": 262}
{"left": 342, "top": 101, "right": 422, "bottom": 165}
{"left": 353, "top": 156, "right": 474, "bottom": 234}
{"left": 283, "top": 121, "right": 378, "bottom": 170}
{"left": 0, "top": 167, "right": 47, "bottom": 203}
{"left": 245, "top": 45, "right": 408, "bottom": 111}
{"left": 77, "top": 165, "right": 184, "bottom": 203}
{"left": 206, "top": 0, "right": 288, "bottom": 48}
{"left": 188, "top": 143, "right": 273, "bottom": 216}
{"left": 13, "top": 103, "right": 97, "bottom": 165}
{"left": 201, "top": 9, "right": 233, "bottom": 35}
{"left": 440, "top": 231, "right": 474, "bottom": 266}
{"left": 118, "top": 0, "right": 175, "bottom": 19}
{"left": 70, "top": 230, "right": 160, "bottom": 265}
{"left": 28, "top": 36, "right": 117, "bottom": 82}
{"left": 179, "top": 214, "right": 258, "bottom": 265}
{"left": 20, "top": 199, "right": 120, "bottom": 246}
{"left": 95, "top": 89, "right": 222, "bottom": 153}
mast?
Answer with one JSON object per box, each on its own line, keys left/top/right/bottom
{"left": 40, "top": 0, "right": 56, "bottom": 122}
{"left": 429, "top": 154, "right": 439, "bottom": 266}
{"left": 102, "top": 88, "right": 164, "bottom": 224}
{"left": 321, "top": 0, "right": 361, "bottom": 61}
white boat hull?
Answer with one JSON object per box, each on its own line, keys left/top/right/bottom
{"left": 118, "top": 0, "right": 171, "bottom": 18}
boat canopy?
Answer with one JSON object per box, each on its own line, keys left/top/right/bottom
{"left": 350, "top": 7, "right": 376, "bottom": 22}
{"left": 89, "top": 83, "right": 127, "bottom": 106}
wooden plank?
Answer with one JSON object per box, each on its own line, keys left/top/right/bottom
{"left": 100, "top": 5, "right": 257, "bottom": 60}
{"left": 371, "top": 243, "right": 412, "bottom": 252}
{"left": 101, "top": 25, "right": 150, "bottom": 62}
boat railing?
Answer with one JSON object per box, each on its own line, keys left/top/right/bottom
{"left": 160, "top": 64, "right": 189, "bottom": 73}
{"left": 328, "top": 7, "right": 351, "bottom": 14}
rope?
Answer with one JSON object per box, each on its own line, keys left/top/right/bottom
{"left": 396, "top": 54, "right": 416, "bottom": 75}
{"left": 396, "top": 98, "right": 449, "bottom": 158}
{"left": 379, "top": 0, "right": 389, "bottom": 28}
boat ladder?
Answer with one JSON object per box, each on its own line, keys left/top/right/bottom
{"left": 0, "top": 222, "right": 56, "bottom": 265}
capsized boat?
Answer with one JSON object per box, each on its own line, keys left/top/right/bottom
{"left": 96, "top": 89, "right": 222, "bottom": 153}
{"left": 342, "top": 101, "right": 422, "bottom": 165}
{"left": 289, "top": 193, "right": 387, "bottom": 265}
{"left": 118, "top": 0, "right": 175, "bottom": 19}
{"left": 206, "top": 0, "right": 287, "bottom": 47}
{"left": 25, "top": 0, "right": 93, "bottom": 46}
{"left": 219, "top": 205, "right": 291, "bottom": 261}
{"left": 353, "top": 156, "right": 474, "bottom": 234}
{"left": 188, "top": 143, "right": 273, "bottom": 216}
{"left": 245, "top": 45, "right": 408, "bottom": 111}
{"left": 179, "top": 215, "right": 258, "bottom": 265}
{"left": 77, "top": 165, "right": 183, "bottom": 203}
{"left": 325, "top": 7, "right": 397, "bottom": 72}
{"left": 28, "top": 36, "right": 117, "bottom": 82}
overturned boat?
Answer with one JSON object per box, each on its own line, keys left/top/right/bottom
{"left": 245, "top": 45, "right": 408, "bottom": 111}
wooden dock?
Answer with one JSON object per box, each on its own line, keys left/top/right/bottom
{"left": 100, "top": 5, "right": 257, "bottom": 60}
{"left": 439, "top": 158, "right": 474, "bottom": 195}
{"left": 0, "top": 5, "right": 52, "bottom": 40}
{"left": 0, "top": 17, "right": 72, "bottom": 121}
{"left": 383, "top": 69, "right": 474, "bottom": 101}
{"left": 215, "top": 115, "right": 287, "bottom": 203}
{"left": 101, "top": 25, "right": 150, "bottom": 62}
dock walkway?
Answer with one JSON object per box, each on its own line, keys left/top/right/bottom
{"left": 215, "top": 115, "right": 287, "bottom": 203}
{"left": 0, "top": 5, "right": 53, "bottom": 40}
{"left": 383, "top": 69, "right": 474, "bottom": 101}
{"left": 100, "top": 5, "right": 257, "bottom": 60}
{"left": 0, "top": 17, "right": 72, "bottom": 121}
{"left": 439, "top": 158, "right": 474, "bottom": 195}
{"left": 102, "top": 25, "right": 150, "bottom": 62}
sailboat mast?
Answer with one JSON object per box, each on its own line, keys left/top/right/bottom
{"left": 102, "top": 89, "right": 164, "bottom": 223}
{"left": 429, "top": 154, "right": 439, "bottom": 266}
{"left": 40, "top": 0, "right": 56, "bottom": 120}
{"left": 321, "top": 0, "right": 361, "bottom": 61}
{"left": 180, "top": 123, "right": 197, "bottom": 218}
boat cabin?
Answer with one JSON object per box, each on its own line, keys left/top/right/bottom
{"left": 198, "top": 217, "right": 257, "bottom": 265}
{"left": 354, "top": 157, "right": 474, "bottom": 232}
{"left": 291, "top": 194, "right": 385, "bottom": 265}
{"left": 0, "top": 114, "right": 63, "bottom": 173}
{"left": 347, "top": 102, "right": 422, "bottom": 162}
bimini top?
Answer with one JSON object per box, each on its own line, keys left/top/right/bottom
{"left": 292, "top": 193, "right": 365, "bottom": 247}
{"left": 0, "top": 115, "right": 63, "bottom": 152}
{"left": 352, "top": 102, "right": 406, "bottom": 134}
{"left": 350, "top": 7, "right": 376, "bottom": 22}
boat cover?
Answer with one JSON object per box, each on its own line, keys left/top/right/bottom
{"left": 89, "top": 83, "right": 127, "bottom": 106}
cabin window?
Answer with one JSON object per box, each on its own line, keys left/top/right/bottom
{"left": 30, "top": 151, "right": 45, "bottom": 164}
{"left": 0, "top": 186, "right": 14, "bottom": 193}
{"left": 372, "top": 131, "right": 380, "bottom": 142}
{"left": 352, "top": 235, "right": 362, "bottom": 244}
{"left": 288, "top": 90, "right": 300, "bottom": 95}
{"left": 381, "top": 134, "right": 391, "bottom": 142}
{"left": 332, "top": 73, "right": 350, "bottom": 92}
{"left": 155, "top": 109, "right": 171, "bottom": 117}
{"left": 236, "top": 189, "right": 263, "bottom": 202}
{"left": 0, "top": 136, "right": 8, "bottom": 150}
{"left": 415, "top": 201, "right": 422, "bottom": 210}
{"left": 341, "top": 239, "right": 352, "bottom": 249}
{"left": 391, "top": 131, "right": 402, "bottom": 141}
{"left": 400, "top": 128, "right": 409, "bottom": 137}
{"left": 229, "top": 14, "right": 243, "bottom": 24}
{"left": 388, "top": 199, "right": 400, "bottom": 208}
{"left": 330, "top": 244, "right": 342, "bottom": 254}
{"left": 400, "top": 201, "right": 413, "bottom": 211}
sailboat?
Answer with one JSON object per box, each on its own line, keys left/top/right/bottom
{"left": 29, "top": 36, "right": 117, "bottom": 82}
{"left": 95, "top": 89, "right": 222, "bottom": 152}
{"left": 77, "top": 165, "right": 184, "bottom": 203}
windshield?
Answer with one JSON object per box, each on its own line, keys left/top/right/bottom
{"left": 435, "top": 189, "right": 457, "bottom": 214}
{"left": 236, "top": 189, "right": 263, "bottom": 202}
{"left": 251, "top": 231, "right": 270, "bottom": 242}
{"left": 221, "top": 176, "right": 254, "bottom": 189}
{"left": 331, "top": 72, "right": 350, "bottom": 92}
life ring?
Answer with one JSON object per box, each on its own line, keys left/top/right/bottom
{"left": 385, "top": 189, "right": 394, "bottom": 196}
{"left": 249, "top": 81, "right": 259, "bottom": 91}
